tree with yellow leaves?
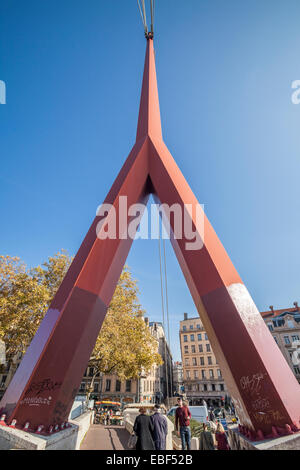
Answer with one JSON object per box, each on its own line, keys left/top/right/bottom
{"left": 0, "top": 251, "right": 72, "bottom": 359}
{"left": 86, "top": 267, "right": 163, "bottom": 399}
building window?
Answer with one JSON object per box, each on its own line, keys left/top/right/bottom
{"left": 116, "top": 380, "right": 121, "bottom": 392}
{"left": 88, "top": 367, "right": 94, "bottom": 377}
{"left": 105, "top": 379, "right": 111, "bottom": 392}
{"left": 294, "top": 366, "right": 300, "bottom": 375}
{"left": 186, "top": 370, "right": 191, "bottom": 379}
{"left": 190, "top": 334, "right": 195, "bottom": 342}
{"left": 220, "top": 384, "right": 224, "bottom": 391}
{"left": 292, "top": 335, "right": 300, "bottom": 342}
{"left": 204, "top": 333, "right": 208, "bottom": 340}
{"left": 190, "top": 325, "right": 194, "bottom": 330}
{"left": 197, "top": 324, "right": 201, "bottom": 329}
{"left": 206, "top": 344, "right": 211, "bottom": 352}
{"left": 287, "top": 320, "right": 295, "bottom": 329}
{"left": 200, "top": 357, "right": 205, "bottom": 366}
{"left": 203, "top": 384, "right": 207, "bottom": 391}
{"left": 208, "top": 356, "right": 212, "bottom": 365}
{"left": 197, "top": 334, "right": 202, "bottom": 341}
{"left": 126, "top": 380, "right": 131, "bottom": 392}
{"left": 273, "top": 336, "right": 278, "bottom": 343}
{"left": 211, "top": 384, "right": 216, "bottom": 391}
{"left": 192, "top": 357, "right": 197, "bottom": 366}
{"left": 267, "top": 322, "right": 274, "bottom": 331}
{"left": 184, "top": 335, "right": 188, "bottom": 342}
{"left": 183, "top": 325, "right": 187, "bottom": 331}
{"left": 191, "top": 345, "right": 196, "bottom": 353}
{"left": 194, "top": 370, "right": 198, "bottom": 379}
{"left": 284, "top": 336, "right": 290, "bottom": 345}
{"left": 185, "top": 358, "right": 190, "bottom": 366}
{"left": 201, "top": 370, "right": 206, "bottom": 379}
{"left": 184, "top": 345, "right": 189, "bottom": 353}
{"left": 198, "top": 344, "right": 203, "bottom": 353}
{"left": 79, "top": 382, "right": 85, "bottom": 391}
{"left": 217, "top": 369, "right": 222, "bottom": 378}
{"left": 209, "top": 369, "right": 214, "bottom": 379}
{"left": 93, "top": 383, "right": 99, "bottom": 392}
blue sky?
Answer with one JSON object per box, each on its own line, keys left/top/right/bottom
{"left": 1, "top": 0, "right": 300, "bottom": 361}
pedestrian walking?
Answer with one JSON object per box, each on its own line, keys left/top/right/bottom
{"left": 105, "top": 410, "right": 111, "bottom": 426}
{"left": 151, "top": 405, "right": 168, "bottom": 450}
{"left": 175, "top": 398, "right": 192, "bottom": 451}
{"left": 199, "top": 423, "right": 215, "bottom": 450}
{"left": 215, "top": 422, "right": 230, "bottom": 450}
{"left": 209, "top": 408, "right": 215, "bottom": 422}
{"left": 133, "top": 407, "right": 155, "bottom": 450}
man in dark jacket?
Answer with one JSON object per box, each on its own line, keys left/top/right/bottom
{"left": 199, "top": 423, "right": 215, "bottom": 450}
{"left": 133, "top": 407, "right": 155, "bottom": 450}
{"left": 151, "top": 405, "right": 168, "bottom": 450}
{"left": 175, "top": 398, "right": 192, "bottom": 450}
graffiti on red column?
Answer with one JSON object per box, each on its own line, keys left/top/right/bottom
{"left": 24, "top": 378, "right": 62, "bottom": 397}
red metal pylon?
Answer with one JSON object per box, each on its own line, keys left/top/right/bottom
{"left": 1, "top": 38, "right": 300, "bottom": 436}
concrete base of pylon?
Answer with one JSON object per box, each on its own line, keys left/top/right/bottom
{"left": 0, "top": 411, "right": 93, "bottom": 450}
{"left": 228, "top": 424, "right": 300, "bottom": 450}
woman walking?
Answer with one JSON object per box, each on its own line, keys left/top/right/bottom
{"left": 215, "top": 422, "right": 230, "bottom": 450}
{"left": 133, "top": 407, "right": 155, "bottom": 450}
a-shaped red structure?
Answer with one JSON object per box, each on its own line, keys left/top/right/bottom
{"left": 1, "top": 38, "right": 300, "bottom": 437}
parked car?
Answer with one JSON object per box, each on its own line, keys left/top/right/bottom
{"left": 167, "top": 405, "right": 209, "bottom": 424}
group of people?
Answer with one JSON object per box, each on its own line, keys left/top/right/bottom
{"left": 132, "top": 398, "right": 230, "bottom": 451}
{"left": 133, "top": 405, "right": 168, "bottom": 450}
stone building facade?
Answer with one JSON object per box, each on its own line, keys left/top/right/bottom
{"left": 179, "top": 313, "right": 227, "bottom": 406}
{"left": 172, "top": 361, "right": 183, "bottom": 395}
{"left": 78, "top": 319, "right": 173, "bottom": 405}
{"left": 261, "top": 302, "right": 300, "bottom": 383}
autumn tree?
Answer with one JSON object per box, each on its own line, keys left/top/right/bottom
{"left": 0, "top": 251, "right": 72, "bottom": 361}
{"left": 86, "top": 267, "right": 163, "bottom": 400}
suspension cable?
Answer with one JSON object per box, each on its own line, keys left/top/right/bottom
{"left": 141, "top": 0, "right": 148, "bottom": 34}
{"left": 158, "top": 221, "right": 170, "bottom": 408}
{"left": 150, "top": 0, "right": 154, "bottom": 34}
{"left": 137, "top": 0, "right": 148, "bottom": 35}
{"left": 162, "top": 238, "right": 173, "bottom": 399}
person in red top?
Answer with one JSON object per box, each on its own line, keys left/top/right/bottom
{"left": 175, "top": 398, "right": 192, "bottom": 450}
{"left": 215, "top": 422, "right": 230, "bottom": 450}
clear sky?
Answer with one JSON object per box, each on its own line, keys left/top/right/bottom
{"left": 1, "top": 1, "right": 300, "bottom": 362}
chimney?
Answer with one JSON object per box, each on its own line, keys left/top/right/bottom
{"left": 184, "top": 312, "right": 188, "bottom": 320}
{"left": 145, "top": 317, "right": 149, "bottom": 325}
{"left": 269, "top": 306, "right": 274, "bottom": 314}
{"left": 294, "top": 302, "right": 299, "bottom": 311}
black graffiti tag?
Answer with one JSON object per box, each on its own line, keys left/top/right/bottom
{"left": 25, "top": 378, "right": 62, "bottom": 397}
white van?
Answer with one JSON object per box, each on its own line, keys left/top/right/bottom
{"left": 167, "top": 405, "right": 209, "bottom": 424}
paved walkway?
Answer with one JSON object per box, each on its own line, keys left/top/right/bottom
{"left": 80, "top": 424, "right": 130, "bottom": 450}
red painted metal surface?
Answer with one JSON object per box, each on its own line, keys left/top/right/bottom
{"left": 1, "top": 39, "right": 300, "bottom": 436}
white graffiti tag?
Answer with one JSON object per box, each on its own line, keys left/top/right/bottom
{"left": 240, "top": 372, "right": 266, "bottom": 396}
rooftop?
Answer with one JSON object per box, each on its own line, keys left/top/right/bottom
{"left": 261, "top": 305, "right": 300, "bottom": 320}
